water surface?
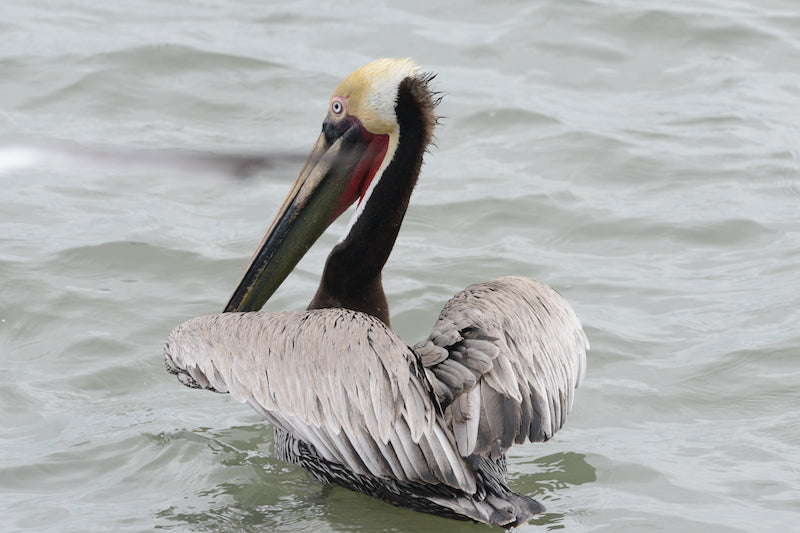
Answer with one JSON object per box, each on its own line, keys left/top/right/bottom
{"left": 2, "top": 0, "right": 800, "bottom": 531}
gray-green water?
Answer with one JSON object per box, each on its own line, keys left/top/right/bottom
{"left": 2, "top": 1, "right": 800, "bottom": 531}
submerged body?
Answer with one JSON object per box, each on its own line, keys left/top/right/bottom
{"left": 165, "top": 59, "right": 588, "bottom": 527}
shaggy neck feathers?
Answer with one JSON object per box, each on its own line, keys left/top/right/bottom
{"left": 309, "top": 74, "right": 438, "bottom": 326}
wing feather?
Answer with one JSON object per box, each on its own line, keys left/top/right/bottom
{"left": 164, "top": 308, "right": 476, "bottom": 492}
{"left": 416, "top": 276, "right": 588, "bottom": 459}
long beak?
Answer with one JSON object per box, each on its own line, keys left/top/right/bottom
{"left": 224, "top": 121, "right": 388, "bottom": 312}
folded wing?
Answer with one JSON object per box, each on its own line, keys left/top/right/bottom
{"left": 414, "top": 276, "right": 588, "bottom": 459}
{"left": 164, "top": 309, "right": 477, "bottom": 492}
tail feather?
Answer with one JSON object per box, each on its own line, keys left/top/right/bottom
{"left": 429, "top": 487, "right": 545, "bottom": 528}
{"left": 500, "top": 491, "right": 546, "bottom": 527}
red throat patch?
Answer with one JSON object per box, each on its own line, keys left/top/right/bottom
{"left": 334, "top": 126, "right": 390, "bottom": 219}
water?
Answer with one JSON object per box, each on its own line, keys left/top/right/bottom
{"left": 2, "top": 0, "right": 800, "bottom": 531}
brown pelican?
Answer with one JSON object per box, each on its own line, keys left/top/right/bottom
{"left": 164, "top": 58, "right": 588, "bottom": 527}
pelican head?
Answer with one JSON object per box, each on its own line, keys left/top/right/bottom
{"left": 225, "top": 58, "right": 434, "bottom": 313}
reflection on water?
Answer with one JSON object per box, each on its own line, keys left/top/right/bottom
{"left": 514, "top": 452, "right": 597, "bottom": 530}
{"left": 155, "top": 425, "right": 325, "bottom": 532}
{"left": 517, "top": 452, "right": 597, "bottom": 492}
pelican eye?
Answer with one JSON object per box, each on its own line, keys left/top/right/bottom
{"left": 331, "top": 99, "right": 344, "bottom": 115}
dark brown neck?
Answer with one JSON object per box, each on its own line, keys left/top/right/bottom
{"left": 309, "top": 75, "right": 437, "bottom": 326}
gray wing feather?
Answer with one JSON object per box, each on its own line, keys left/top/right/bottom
{"left": 415, "top": 276, "right": 588, "bottom": 459}
{"left": 164, "top": 309, "right": 477, "bottom": 492}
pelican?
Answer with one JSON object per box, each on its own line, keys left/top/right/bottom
{"left": 164, "top": 58, "right": 588, "bottom": 527}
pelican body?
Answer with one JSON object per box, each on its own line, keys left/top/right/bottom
{"left": 165, "top": 59, "right": 588, "bottom": 527}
